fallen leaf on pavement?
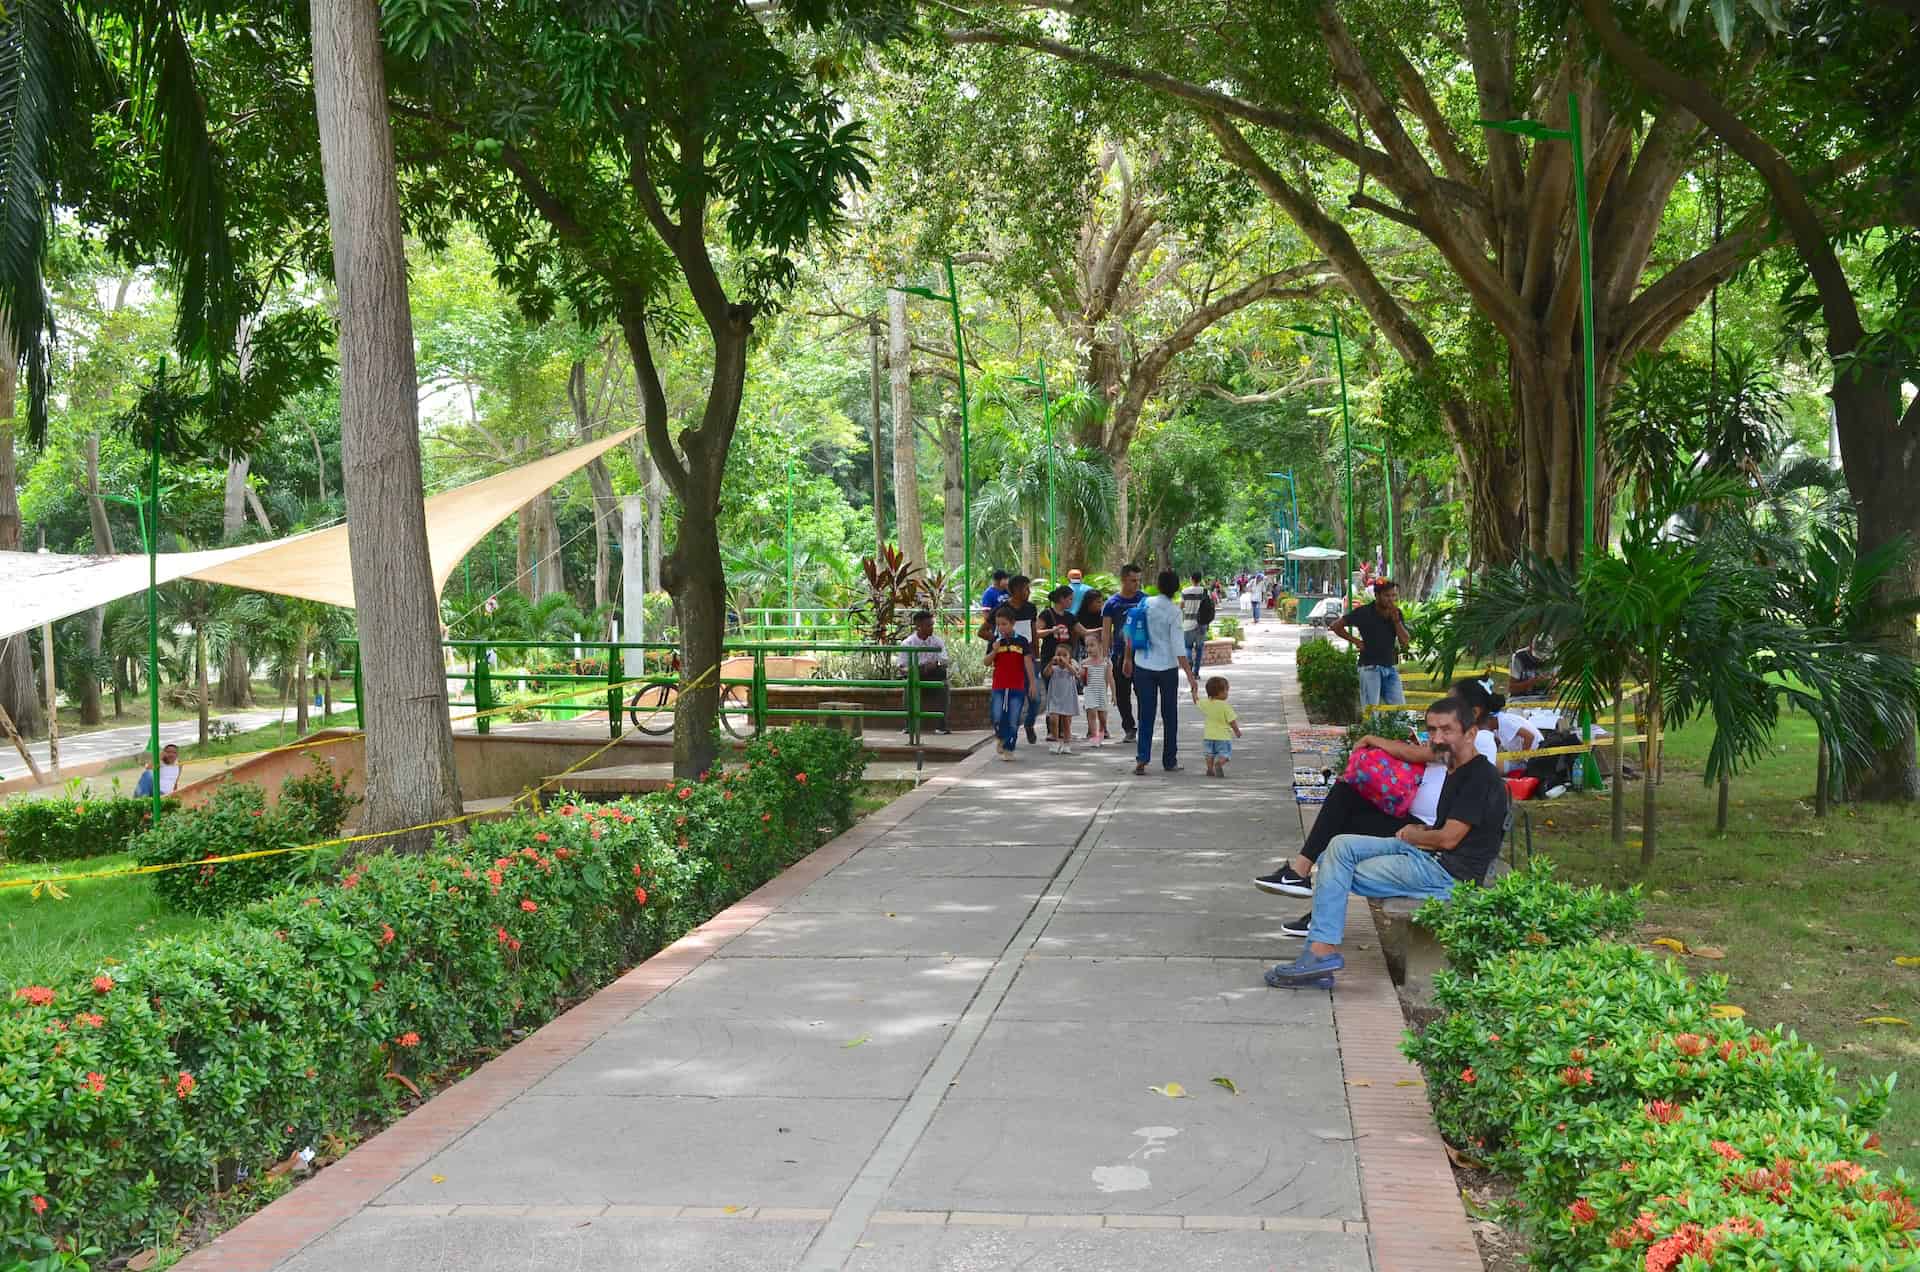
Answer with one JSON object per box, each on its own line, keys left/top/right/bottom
{"left": 1210, "top": 1076, "right": 1239, "bottom": 1095}
{"left": 430, "top": 1175, "right": 446, "bottom": 1184}
{"left": 1346, "top": 1078, "right": 1372, "bottom": 1087}
{"left": 1149, "top": 1082, "right": 1188, "bottom": 1098}
{"left": 1860, "top": 1016, "right": 1912, "bottom": 1027}
{"left": 1651, "top": 937, "right": 1689, "bottom": 954}
{"left": 842, "top": 1035, "right": 871, "bottom": 1049}
{"left": 1445, "top": 1143, "right": 1488, "bottom": 1171}
{"left": 1708, "top": 1004, "right": 1746, "bottom": 1019}
{"left": 1691, "top": 946, "right": 1727, "bottom": 960}
{"left": 1395, "top": 1079, "right": 1425, "bottom": 1088}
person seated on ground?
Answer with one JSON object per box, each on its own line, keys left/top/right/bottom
{"left": 1254, "top": 708, "right": 1499, "bottom": 900}
{"left": 135, "top": 743, "right": 182, "bottom": 797}
{"left": 1264, "top": 696, "right": 1509, "bottom": 987}
{"left": 1508, "top": 634, "right": 1555, "bottom": 696}
{"left": 896, "top": 609, "right": 951, "bottom": 735}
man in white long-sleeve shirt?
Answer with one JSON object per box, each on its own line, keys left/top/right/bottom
{"left": 897, "top": 609, "right": 952, "bottom": 735}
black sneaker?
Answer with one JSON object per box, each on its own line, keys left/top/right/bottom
{"left": 1025, "top": 723, "right": 1038, "bottom": 744}
{"left": 1280, "top": 911, "right": 1312, "bottom": 938}
{"left": 1253, "top": 866, "right": 1313, "bottom": 897}
{"left": 1123, "top": 729, "right": 1137, "bottom": 743}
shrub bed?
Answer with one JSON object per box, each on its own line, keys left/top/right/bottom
{"left": 133, "top": 760, "right": 360, "bottom": 915}
{"left": 0, "top": 726, "right": 865, "bottom": 1267}
{"left": 1402, "top": 869, "right": 1915, "bottom": 1268}
{"left": 0, "top": 796, "right": 175, "bottom": 865}
{"left": 1296, "top": 635, "right": 1359, "bottom": 722}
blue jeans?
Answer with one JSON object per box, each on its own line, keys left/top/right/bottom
{"left": 1359, "top": 664, "right": 1405, "bottom": 708}
{"left": 1203, "top": 739, "right": 1232, "bottom": 760}
{"left": 1133, "top": 665, "right": 1181, "bottom": 768}
{"left": 990, "top": 689, "right": 1027, "bottom": 750}
{"left": 1308, "top": 834, "right": 1455, "bottom": 946}
{"left": 1185, "top": 632, "right": 1207, "bottom": 669}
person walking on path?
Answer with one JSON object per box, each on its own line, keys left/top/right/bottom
{"left": 1080, "top": 627, "right": 1113, "bottom": 745}
{"left": 1122, "top": 568, "right": 1201, "bottom": 775}
{"left": 1265, "top": 696, "right": 1507, "bottom": 987}
{"left": 1332, "top": 578, "right": 1411, "bottom": 709}
{"left": 1065, "top": 567, "right": 1090, "bottom": 617}
{"left": 1036, "top": 585, "right": 1078, "bottom": 745}
{"left": 1100, "top": 564, "right": 1147, "bottom": 742}
{"left": 981, "top": 574, "right": 1041, "bottom": 745}
{"left": 986, "top": 606, "right": 1035, "bottom": 760}
{"left": 1180, "top": 571, "right": 1214, "bottom": 670}
{"left": 1042, "top": 645, "right": 1083, "bottom": 754}
{"left": 1197, "top": 675, "right": 1242, "bottom": 777}
{"left": 1241, "top": 571, "right": 1266, "bottom": 623}
{"left": 896, "top": 609, "right": 951, "bottom": 735}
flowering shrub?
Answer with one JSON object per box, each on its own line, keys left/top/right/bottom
{"left": 1406, "top": 942, "right": 1876, "bottom": 1206}
{"left": 1413, "top": 861, "right": 1642, "bottom": 973}
{"left": 1537, "top": 1103, "right": 1916, "bottom": 1270}
{"left": 132, "top": 760, "right": 358, "bottom": 915}
{"left": 0, "top": 726, "right": 864, "bottom": 1266}
{"left": 0, "top": 794, "right": 175, "bottom": 864}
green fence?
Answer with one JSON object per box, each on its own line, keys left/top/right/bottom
{"left": 732, "top": 605, "right": 974, "bottom": 644}
{"left": 341, "top": 638, "right": 950, "bottom": 742}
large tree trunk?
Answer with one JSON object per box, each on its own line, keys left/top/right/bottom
{"left": 294, "top": 630, "right": 310, "bottom": 737}
{"left": 937, "top": 407, "right": 965, "bottom": 590}
{"left": 80, "top": 433, "right": 116, "bottom": 725}
{"left": 0, "top": 330, "right": 43, "bottom": 738}
{"left": 310, "top": 0, "right": 462, "bottom": 851}
{"left": 888, "top": 282, "right": 926, "bottom": 569}
{"left": 195, "top": 628, "right": 210, "bottom": 745}
{"left": 515, "top": 489, "right": 536, "bottom": 600}
{"left": 529, "top": 491, "right": 563, "bottom": 599}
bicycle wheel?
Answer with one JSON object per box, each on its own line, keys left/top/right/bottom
{"left": 719, "top": 685, "right": 754, "bottom": 739}
{"left": 627, "top": 683, "right": 676, "bottom": 736}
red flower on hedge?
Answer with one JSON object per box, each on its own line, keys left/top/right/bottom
{"left": 29, "top": 1195, "right": 46, "bottom": 1216}
{"left": 1459, "top": 1066, "right": 1476, "bottom": 1084}
{"left": 1560, "top": 1066, "right": 1592, "bottom": 1087}
{"left": 76, "top": 1013, "right": 104, "bottom": 1029}
{"left": 91, "top": 975, "right": 114, "bottom": 995}
{"left": 1644, "top": 1100, "right": 1682, "bottom": 1124}
{"left": 396, "top": 1032, "right": 420, "bottom": 1048}
{"left": 1643, "top": 1224, "right": 1708, "bottom": 1272}
{"left": 1823, "top": 1160, "right": 1867, "bottom": 1186}
{"left": 342, "top": 872, "right": 361, "bottom": 889}
{"left": 13, "top": 986, "right": 54, "bottom": 1007}
{"left": 175, "top": 1071, "right": 196, "bottom": 1099}
{"left": 676, "top": 787, "right": 693, "bottom": 800}
{"left": 561, "top": 804, "right": 578, "bottom": 816}
{"left": 85, "top": 1072, "right": 106, "bottom": 1095}
{"left": 1671, "top": 1032, "right": 1708, "bottom": 1057}
{"left": 633, "top": 886, "right": 649, "bottom": 905}
{"left": 534, "top": 832, "right": 550, "bottom": 843}
{"left": 795, "top": 772, "right": 807, "bottom": 784}
{"left": 381, "top": 923, "right": 396, "bottom": 946}
{"left": 1710, "top": 1140, "right": 1744, "bottom": 1162}
{"left": 1567, "top": 1198, "right": 1597, "bottom": 1225}
{"left": 761, "top": 813, "right": 772, "bottom": 823}
{"left": 520, "top": 899, "right": 538, "bottom": 913}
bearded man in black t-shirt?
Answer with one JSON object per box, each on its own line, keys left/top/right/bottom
{"left": 1264, "top": 695, "right": 1508, "bottom": 988}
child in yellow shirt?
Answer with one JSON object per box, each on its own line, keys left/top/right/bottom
{"left": 1198, "top": 676, "right": 1243, "bottom": 777}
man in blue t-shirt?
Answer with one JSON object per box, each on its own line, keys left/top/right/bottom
{"left": 1099, "top": 562, "right": 1146, "bottom": 742}
{"left": 979, "top": 569, "right": 1010, "bottom": 648}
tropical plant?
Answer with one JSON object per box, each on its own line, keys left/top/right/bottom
{"left": 851, "top": 545, "right": 942, "bottom": 648}
{"left": 156, "top": 580, "right": 265, "bottom": 744}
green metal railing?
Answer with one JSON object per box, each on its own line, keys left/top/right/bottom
{"left": 732, "top": 606, "right": 973, "bottom": 644}
{"left": 341, "top": 638, "right": 950, "bottom": 741}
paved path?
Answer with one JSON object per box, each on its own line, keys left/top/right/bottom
{"left": 0, "top": 708, "right": 288, "bottom": 782}
{"left": 182, "top": 625, "right": 1480, "bottom": 1271}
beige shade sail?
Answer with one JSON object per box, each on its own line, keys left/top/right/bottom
{"left": 0, "top": 427, "right": 637, "bottom": 642}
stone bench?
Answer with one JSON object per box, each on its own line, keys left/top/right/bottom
{"left": 1369, "top": 808, "right": 1531, "bottom": 1000}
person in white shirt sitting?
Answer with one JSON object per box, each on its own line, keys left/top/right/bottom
{"left": 135, "top": 743, "right": 182, "bottom": 797}
{"left": 896, "top": 610, "right": 951, "bottom": 735}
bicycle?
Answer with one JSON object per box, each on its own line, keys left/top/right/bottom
{"left": 626, "top": 652, "right": 754, "bottom": 739}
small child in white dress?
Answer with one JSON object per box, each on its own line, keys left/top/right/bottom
{"left": 1080, "top": 630, "right": 1112, "bottom": 746}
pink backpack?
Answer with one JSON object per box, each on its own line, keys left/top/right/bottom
{"left": 1342, "top": 745, "right": 1422, "bottom": 817}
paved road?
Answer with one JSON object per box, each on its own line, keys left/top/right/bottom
{"left": 250, "top": 626, "right": 1374, "bottom": 1271}
{"left": 0, "top": 709, "right": 291, "bottom": 782}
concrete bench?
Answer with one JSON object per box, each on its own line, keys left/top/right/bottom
{"left": 1369, "top": 807, "right": 1531, "bottom": 999}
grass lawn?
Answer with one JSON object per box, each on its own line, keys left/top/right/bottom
{"left": 1522, "top": 706, "right": 1920, "bottom": 1176}
{"left": 0, "top": 852, "right": 204, "bottom": 989}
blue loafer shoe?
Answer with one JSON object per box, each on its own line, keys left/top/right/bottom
{"left": 1264, "top": 951, "right": 1344, "bottom": 986}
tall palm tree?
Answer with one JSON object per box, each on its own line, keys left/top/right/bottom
{"left": 156, "top": 579, "right": 262, "bottom": 744}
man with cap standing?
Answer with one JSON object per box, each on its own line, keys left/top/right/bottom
{"left": 1066, "top": 568, "right": 1090, "bottom": 616}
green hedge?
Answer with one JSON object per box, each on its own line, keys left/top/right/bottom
{"left": 0, "top": 796, "right": 174, "bottom": 865}
{"left": 1295, "top": 635, "right": 1359, "bottom": 723}
{"left": 133, "top": 760, "right": 360, "bottom": 915}
{"left": 1402, "top": 870, "right": 1913, "bottom": 1269}
{"left": 0, "top": 725, "right": 865, "bottom": 1267}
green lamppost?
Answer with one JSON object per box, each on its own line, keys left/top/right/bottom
{"left": 785, "top": 456, "right": 796, "bottom": 630}
{"left": 1011, "top": 357, "right": 1055, "bottom": 577}
{"left": 890, "top": 258, "right": 974, "bottom": 611}
{"left": 1353, "top": 436, "right": 1394, "bottom": 581}
{"left": 1480, "top": 92, "right": 1601, "bottom": 787}
{"left": 1288, "top": 318, "right": 1354, "bottom": 603}
{"left": 106, "top": 368, "right": 165, "bottom": 823}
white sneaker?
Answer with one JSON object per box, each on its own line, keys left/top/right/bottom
{"left": 1058, "top": 744, "right": 1074, "bottom": 755}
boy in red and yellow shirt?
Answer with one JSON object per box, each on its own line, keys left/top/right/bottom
{"left": 988, "top": 606, "right": 1036, "bottom": 760}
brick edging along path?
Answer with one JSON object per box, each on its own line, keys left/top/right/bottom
{"left": 176, "top": 748, "right": 998, "bottom": 1272}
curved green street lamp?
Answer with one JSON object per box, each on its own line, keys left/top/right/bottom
{"left": 890, "top": 258, "right": 974, "bottom": 611}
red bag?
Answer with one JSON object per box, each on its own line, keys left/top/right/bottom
{"left": 1505, "top": 775, "right": 1540, "bottom": 802}
{"left": 1342, "top": 745, "right": 1422, "bottom": 817}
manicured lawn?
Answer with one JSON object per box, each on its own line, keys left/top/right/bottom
{"left": 0, "top": 852, "right": 205, "bottom": 989}
{"left": 1521, "top": 706, "right": 1920, "bottom": 1176}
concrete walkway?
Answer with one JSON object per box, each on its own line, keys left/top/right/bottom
{"left": 181, "top": 625, "right": 1479, "bottom": 1271}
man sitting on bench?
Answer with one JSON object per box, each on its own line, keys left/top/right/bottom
{"left": 1265, "top": 696, "right": 1509, "bottom": 987}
